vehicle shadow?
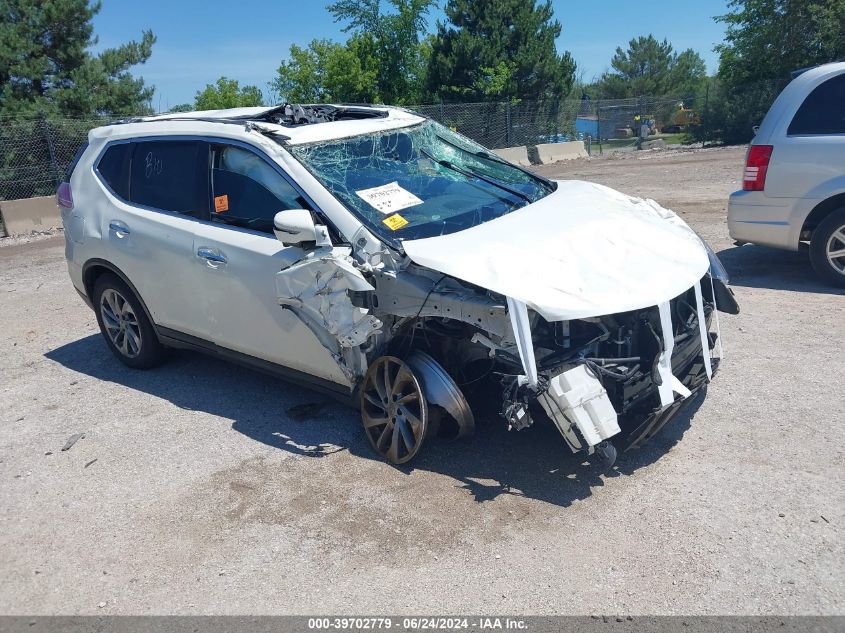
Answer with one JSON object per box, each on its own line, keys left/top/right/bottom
{"left": 717, "top": 243, "right": 845, "bottom": 295}
{"left": 45, "top": 334, "right": 703, "bottom": 508}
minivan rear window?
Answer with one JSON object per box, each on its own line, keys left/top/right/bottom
{"left": 788, "top": 74, "right": 845, "bottom": 135}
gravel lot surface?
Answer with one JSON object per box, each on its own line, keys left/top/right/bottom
{"left": 1, "top": 146, "right": 842, "bottom": 615}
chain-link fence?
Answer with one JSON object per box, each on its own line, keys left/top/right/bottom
{"left": 410, "top": 94, "right": 709, "bottom": 153}
{"left": 0, "top": 113, "right": 112, "bottom": 201}
{"left": 0, "top": 95, "right": 710, "bottom": 202}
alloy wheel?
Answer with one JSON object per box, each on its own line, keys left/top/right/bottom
{"left": 360, "top": 356, "right": 428, "bottom": 464}
{"left": 825, "top": 224, "right": 845, "bottom": 276}
{"left": 99, "top": 288, "right": 142, "bottom": 358}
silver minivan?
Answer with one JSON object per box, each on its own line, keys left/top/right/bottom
{"left": 728, "top": 61, "right": 845, "bottom": 286}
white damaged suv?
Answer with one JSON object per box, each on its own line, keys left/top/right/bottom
{"left": 59, "top": 104, "right": 738, "bottom": 467}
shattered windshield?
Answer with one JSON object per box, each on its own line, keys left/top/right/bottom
{"left": 288, "top": 120, "right": 554, "bottom": 245}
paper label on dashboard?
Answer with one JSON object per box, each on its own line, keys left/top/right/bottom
{"left": 355, "top": 182, "right": 423, "bottom": 214}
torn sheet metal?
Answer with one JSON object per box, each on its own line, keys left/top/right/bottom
{"left": 693, "top": 280, "right": 713, "bottom": 380}
{"left": 403, "top": 181, "right": 710, "bottom": 322}
{"left": 656, "top": 301, "right": 693, "bottom": 408}
{"left": 506, "top": 297, "right": 538, "bottom": 388}
{"left": 276, "top": 250, "right": 382, "bottom": 350}
{"left": 375, "top": 271, "right": 510, "bottom": 337}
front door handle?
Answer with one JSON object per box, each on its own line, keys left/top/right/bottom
{"left": 197, "top": 247, "right": 227, "bottom": 265}
{"left": 108, "top": 221, "right": 130, "bottom": 237}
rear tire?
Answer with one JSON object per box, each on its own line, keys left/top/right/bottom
{"left": 809, "top": 208, "right": 845, "bottom": 288}
{"left": 93, "top": 273, "right": 165, "bottom": 369}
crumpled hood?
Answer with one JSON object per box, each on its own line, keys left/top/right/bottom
{"left": 402, "top": 180, "right": 710, "bottom": 322}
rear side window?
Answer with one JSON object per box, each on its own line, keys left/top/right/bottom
{"left": 97, "top": 143, "right": 131, "bottom": 199}
{"left": 210, "top": 145, "right": 310, "bottom": 233}
{"left": 129, "top": 141, "right": 208, "bottom": 215}
{"left": 788, "top": 74, "right": 845, "bottom": 135}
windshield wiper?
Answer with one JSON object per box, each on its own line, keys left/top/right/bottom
{"left": 434, "top": 133, "right": 555, "bottom": 190}
{"left": 419, "top": 148, "right": 533, "bottom": 204}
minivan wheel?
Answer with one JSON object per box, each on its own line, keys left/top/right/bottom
{"left": 810, "top": 208, "right": 845, "bottom": 288}
{"left": 93, "top": 273, "right": 165, "bottom": 369}
{"left": 360, "top": 356, "right": 430, "bottom": 464}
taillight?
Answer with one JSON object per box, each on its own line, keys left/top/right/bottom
{"left": 743, "top": 145, "right": 773, "bottom": 191}
{"left": 57, "top": 182, "right": 74, "bottom": 209}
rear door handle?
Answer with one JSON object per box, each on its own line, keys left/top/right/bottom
{"left": 197, "top": 247, "right": 227, "bottom": 265}
{"left": 108, "top": 221, "right": 130, "bottom": 237}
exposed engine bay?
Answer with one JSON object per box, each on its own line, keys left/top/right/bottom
{"left": 275, "top": 246, "right": 738, "bottom": 467}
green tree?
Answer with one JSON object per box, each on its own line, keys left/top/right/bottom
{"left": 328, "top": 0, "right": 435, "bottom": 104}
{"left": 0, "top": 0, "right": 156, "bottom": 117}
{"left": 708, "top": 0, "right": 845, "bottom": 143}
{"left": 194, "top": 77, "right": 264, "bottom": 110}
{"left": 596, "top": 35, "right": 706, "bottom": 99}
{"left": 273, "top": 37, "right": 380, "bottom": 103}
{"left": 425, "top": 0, "right": 576, "bottom": 102}
{"left": 274, "top": 43, "right": 323, "bottom": 103}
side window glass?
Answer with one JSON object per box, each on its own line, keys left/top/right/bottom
{"left": 128, "top": 141, "right": 206, "bottom": 215}
{"left": 788, "top": 74, "right": 845, "bottom": 135}
{"left": 210, "top": 145, "right": 310, "bottom": 234}
{"left": 97, "top": 143, "right": 131, "bottom": 199}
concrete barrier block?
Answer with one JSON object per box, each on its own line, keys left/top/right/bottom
{"left": 536, "top": 141, "right": 588, "bottom": 164}
{"left": 640, "top": 139, "right": 667, "bottom": 150}
{"left": 0, "top": 196, "right": 62, "bottom": 236}
{"left": 493, "top": 146, "right": 531, "bottom": 167}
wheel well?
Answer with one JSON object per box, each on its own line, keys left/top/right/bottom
{"left": 801, "top": 193, "right": 845, "bottom": 237}
{"left": 82, "top": 263, "right": 112, "bottom": 301}
{"left": 81, "top": 260, "right": 158, "bottom": 331}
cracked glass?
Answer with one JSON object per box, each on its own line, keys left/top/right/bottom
{"left": 288, "top": 120, "right": 554, "bottom": 245}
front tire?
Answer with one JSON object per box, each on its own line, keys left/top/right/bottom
{"left": 93, "top": 273, "right": 165, "bottom": 369}
{"left": 360, "top": 356, "right": 430, "bottom": 464}
{"left": 809, "top": 208, "right": 845, "bottom": 288}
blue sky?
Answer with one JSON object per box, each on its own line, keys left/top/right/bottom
{"left": 92, "top": 0, "right": 732, "bottom": 110}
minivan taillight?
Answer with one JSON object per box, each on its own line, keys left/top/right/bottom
{"left": 743, "top": 145, "right": 773, "bottom": 191}
{"left": 57, "top": 182, "right": 74, "bottom": 209}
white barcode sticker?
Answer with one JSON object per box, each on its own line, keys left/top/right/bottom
{"left": 355, "top": 182, "right": 423, "bottom": 214}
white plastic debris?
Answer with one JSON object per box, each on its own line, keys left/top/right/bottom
{"left": 656, "top": 301, "right": 692, "bottom": 408}
{"left": 506, "top": 296, "right": 538, "bottom": 388}
{"left": 693, "top": 279, "right": 713, "bottom": 380}
{"left": 539, "top": 365, "right": 621, "bottom": 449}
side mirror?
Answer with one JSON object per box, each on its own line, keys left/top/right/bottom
{"left": 273, "top": 209, "right": 317, "bottom": 246}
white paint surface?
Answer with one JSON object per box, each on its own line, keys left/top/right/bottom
{"left": 403, "top": 180, "right": 710, "bottom": 322}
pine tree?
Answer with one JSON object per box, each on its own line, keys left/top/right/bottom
{"left": 425, "top": 0, "right": 576, "bottom": 102}
{"left": 596, "top": 35, "right": 706, "bottom": 99}
{"left": 0, "top": 0, "right": 156, "bottom": 117}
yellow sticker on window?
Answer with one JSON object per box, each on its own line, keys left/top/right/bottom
{"left": 382, "top": 213, "right": 409, "bottom": 231}
{"left": 214, "top": 194, "right": 229, "bottom": 213}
